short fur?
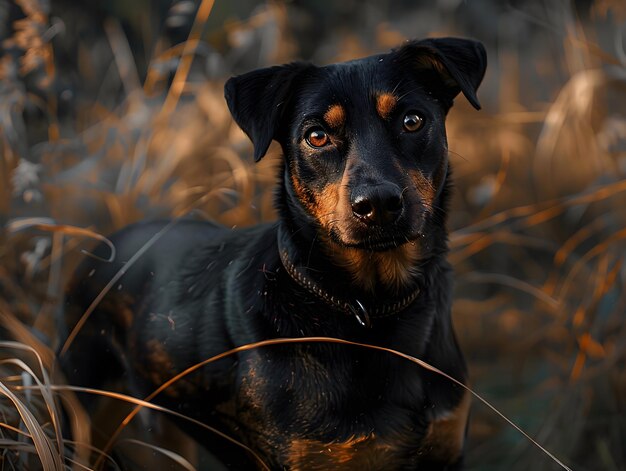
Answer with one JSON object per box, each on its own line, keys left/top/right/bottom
{"left": 60, "top": 37, "right": 487, "bottom": 470}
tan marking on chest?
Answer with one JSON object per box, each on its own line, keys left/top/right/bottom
{"left": 376, "top": 92, "right": 398, "bottom": 119}
{"left": 420, "top": 390, "right": 471, "bottom": 463}
{"left": 324, "top": 104, "right": 346, "bottom": 128}
{"left": 328, "top": 242, "right": 421, "bottom": 292}
{"left": 287, "top": 434, "right": 395, "bottom": 470}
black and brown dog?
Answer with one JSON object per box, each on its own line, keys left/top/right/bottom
{"left": 60, "top": 37, "right": 486, "bottom": 470}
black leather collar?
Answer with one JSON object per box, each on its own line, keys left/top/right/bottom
{"left": 277, "top": 225, "right": 421, "bottom": 328}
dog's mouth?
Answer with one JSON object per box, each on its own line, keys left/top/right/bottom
{"left": 349, "top": 235, "right": 417, "bottom": 252}
{"left": 328, "top": 226, "right": 421, "bottom": 253}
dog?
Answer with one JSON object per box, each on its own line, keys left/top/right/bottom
{"left": 59, "top": 36, "right": 486, "bottom": 470}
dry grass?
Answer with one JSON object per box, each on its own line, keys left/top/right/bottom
{"left": 1, "top": 0, "right": 625, "bottom": 469}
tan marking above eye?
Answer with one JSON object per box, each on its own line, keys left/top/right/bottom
{"left": 324, "top": 104, "right": 346, "bottom": 128}
{"left": 376, "top": 92, "right": 397, "bottom": 119}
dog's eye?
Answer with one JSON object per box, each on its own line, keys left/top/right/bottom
{"left": 403, "top": 113, "right": 423, "bottom": 132}
{"left": 305, "top": 127, "right": 330, "bottom": 148}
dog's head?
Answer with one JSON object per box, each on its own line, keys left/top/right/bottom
{"left": 225, "top": 37, "right": 486, "bottom": 287}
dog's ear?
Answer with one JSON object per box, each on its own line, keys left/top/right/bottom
{"left": 395, "top": 37, "right": 487, "bottom": 110}
{"left": 225, "top": 63, "right": 311, "bottom": 162}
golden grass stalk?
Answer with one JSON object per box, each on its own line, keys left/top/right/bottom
{"left": 0, "top": 366, "right": 63, "bottom": 470}
{"left": 117, "top": 439, "right": 196, "bottom": 471}
{"left": 161, "top": 0, "right": 216, "bottom": 116}
{"left": 102, "top": 337, "right": 573, "bottom": 471}
{"left": 7, "top": 218, "right": 116, "bottom": 263}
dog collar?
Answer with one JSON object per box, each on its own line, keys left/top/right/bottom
{"left": 277, "top": 228, "right": 421, "bottom": 328}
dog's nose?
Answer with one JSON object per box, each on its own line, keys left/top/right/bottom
{"left": 351, "top": 183, "right": 403, "bottom": 225}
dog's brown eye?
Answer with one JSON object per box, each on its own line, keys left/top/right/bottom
{"left": 403, "top": 113, "right": 423, "bottom": 132}
{"left": 305, "top": 128, "right": 330, "bottom": 148}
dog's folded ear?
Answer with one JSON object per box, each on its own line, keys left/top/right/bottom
{"left": 395, "top": 37, "right": 487, "bottom": 110}
{"left": 225, "top": 63, "right": 311, "bottom": 162}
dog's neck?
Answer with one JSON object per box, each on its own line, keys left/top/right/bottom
{"left": 276, "top": 223, "right": 422, "bottom": 327}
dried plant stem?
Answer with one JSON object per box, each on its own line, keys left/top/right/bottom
{"left": 105, "top": 337, "right": 572, "bottom": 471}
{"left": 161, "top": 0, "right": 216, "bottom": 116}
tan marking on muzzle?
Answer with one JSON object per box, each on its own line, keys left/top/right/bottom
{"left": 314, "top": 184, "right": 342, "bottom": 226}
{"left": 410, "top": 168, "right": 436, "bottom": 211}
{"left": 291, "top": 169, "right": 344, "bottom": 232}
{"left": 376, "top": 92, "right": 397, "bottom": 120}
{"left": 409, "top": 154, "right": 448, "bottom": 211}
{"left": 290, "top": 172, "right": 316, "bottom": 214}
{"left": 324, "top": 104, "right": 346, "bottom": 128}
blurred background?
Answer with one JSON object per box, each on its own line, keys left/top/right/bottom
{"left": 1, "top": 0, "right": 625, "bottom": 469}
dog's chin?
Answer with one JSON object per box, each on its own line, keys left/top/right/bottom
{"left": 329, "top": 229, "right": 420, "bottom": 253}
{"left": 349, "top": 237, "right": 417, "bottom": 253}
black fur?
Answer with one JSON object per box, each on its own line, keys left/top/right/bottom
{"left": 60, "top": 37, "right": 486, "bottom": 470}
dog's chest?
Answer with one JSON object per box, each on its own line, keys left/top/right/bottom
{"left": 282, "top": 434, "right": 412, "bottom": 470}
{"left": 235, "top": 349, "right": 430, "bottom": 469}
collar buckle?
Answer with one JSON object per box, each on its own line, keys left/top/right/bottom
{"left": 349, "top": 299, "right": 371, "bottom": 328}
